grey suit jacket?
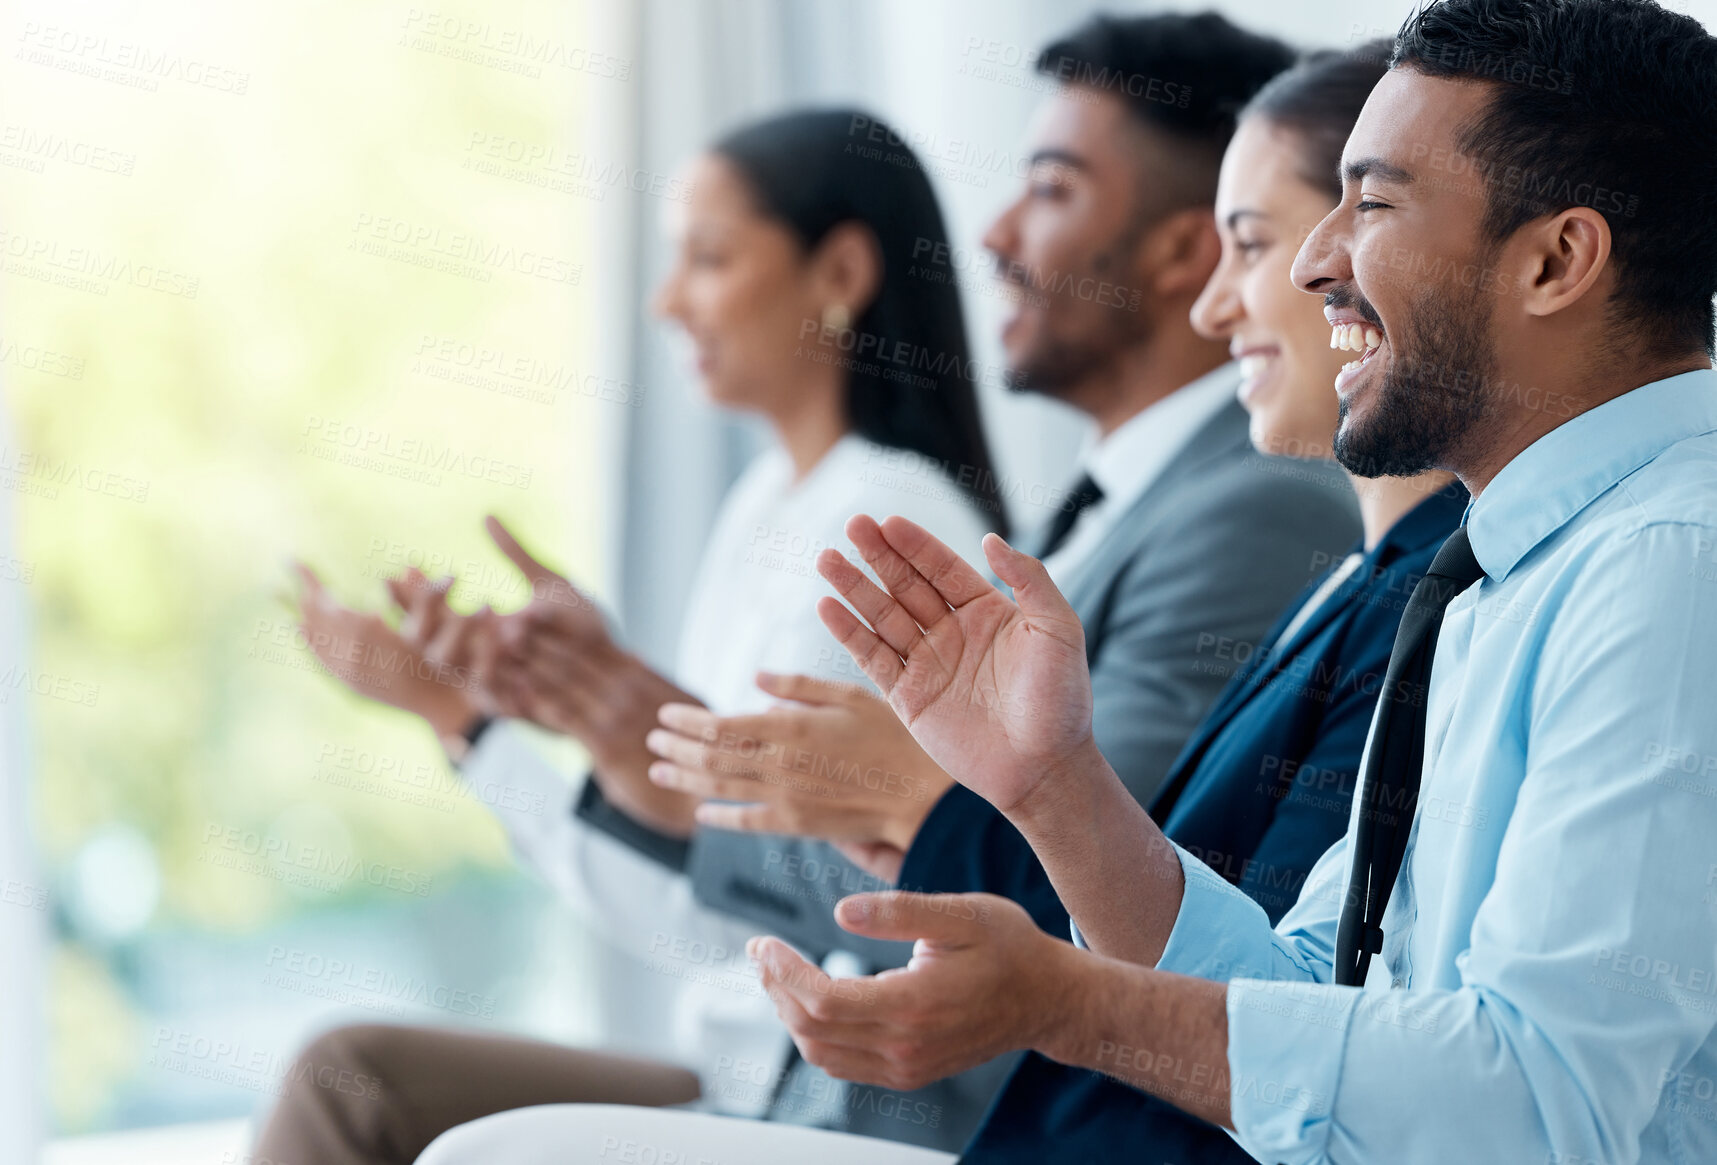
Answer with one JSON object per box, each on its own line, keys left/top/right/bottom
{"left": 594, "top": 394, "right": 1360, "bottom": 1149}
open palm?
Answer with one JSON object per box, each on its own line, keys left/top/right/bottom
{"left": 816, "top": 515, "right": 1094, "bottom": 814}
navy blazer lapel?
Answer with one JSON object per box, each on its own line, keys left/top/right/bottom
{"left": 1146, "top": 575, "right": 1340, "bottom": 818}
{"left": 1223, "top": 482, "right": 1471, "bottom": 701}
{"left": 1147, "top": 483, "right": 1470, "bottom": 820}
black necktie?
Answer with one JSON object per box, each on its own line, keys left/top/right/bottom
{"left": 1037, "top": 473, "right": 1105, "bottom": 559}
{"left": 1333, "top": 525, "right": 1486, "bottom": 988}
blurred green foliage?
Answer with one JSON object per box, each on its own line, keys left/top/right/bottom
{"left": 2, "top": 0, "right": 606, "bottom": 1130}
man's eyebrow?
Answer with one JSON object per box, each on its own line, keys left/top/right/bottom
{"left": 1224, "top": 209, "right": 1265, "bottom": 230}
{"left": 1028, "top": 148, "right": 1090, "bottom": 172}
{"left": 1343, "top": 157, "right": 1414, "bottom": 187}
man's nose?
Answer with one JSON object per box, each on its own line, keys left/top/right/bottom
{"left": 1291, "top": 207, "right": 1350, "bottom": 294}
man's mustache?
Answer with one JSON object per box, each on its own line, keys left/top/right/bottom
{"left": 1324, "top": 287, "right": 1385, "bottom": 330}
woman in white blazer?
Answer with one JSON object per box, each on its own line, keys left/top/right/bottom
{"left": 265, "top": 108, "right": 1005, "bottom": 1165}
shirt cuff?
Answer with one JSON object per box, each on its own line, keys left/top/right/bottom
{"left": 573, "top": 777, "right": 691, "bottom": 871}
{"left": 1224, "top": 977, "right": 1354, "bottom": 1163}
{"left": 1156, "top": 841, "right": 1277, "bottom": 980}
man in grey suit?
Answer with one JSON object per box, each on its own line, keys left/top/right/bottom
{"left": 673, "top": 10, "right": 1357, "bottom": 1147}
{"left": 252, "top": 14, "right": 1357, "bottom": 1162}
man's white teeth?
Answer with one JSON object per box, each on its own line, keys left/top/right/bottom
{"left": 1329, "top": 323, "right": 1384, "bottom": 352}
{"left": 1239, "top": 355, "right": 1270, "bottom": 379}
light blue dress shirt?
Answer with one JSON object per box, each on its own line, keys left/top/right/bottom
{"left": 1152, "top": 369, "right": 1717, "bottom": 1164}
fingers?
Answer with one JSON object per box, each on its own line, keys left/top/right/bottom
{"left": 786, "top": 1038, "right": 901, "bottom": 1089}
{"left": 400, "top": 574, "right": 455, "bottom": 645}
{"left": 291, "top": 560, "right": 327, "bottom": 604}
{"left": 843, "top": 516, "right": 957, "bottom": 632}
{"left": 750, "top": 938, "right": 881, "bottom": 1026}
{"left": 754, "top": 671, "right": 866, "bottom": 707}
{"left": 833, "top": 891, "right": 993, "bottom": 945}
{"left": 655, "top": 701, "right": 726, "bottom": 742}
{"left": 646, "top": 759, "right": 754, "bottom": 800}
{"left": 815, "top": 542, "right": 928, "bottom": 659}
{"left": 982, "top": 533, "right": 1078, "bottom": 625}
{"left": 485, "top": 515, "right": 561, "bottom": 586}
{"left": 424, "top": 606, "right": 486, "bottom": 669}
{"left": 765, "top": 970, "right": 887, "bottom": 1051}
{"left": 645, "top": 741, "right": 831, "bottom": 804}
{"left": 658, "top": 702, "right": 807, "bottom": 765}
{"left": 875, "top": 516, "right": 994, "bottom": 608}
{"left": 644, "top": 751, "right": 772, "bottom": 802}
{"left": 815, "top": 595, "right": 905, "bottom": 692}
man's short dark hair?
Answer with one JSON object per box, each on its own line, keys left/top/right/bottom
{"left": 1034, "top": 12, "right": 1296, "bottom": 207}
{"left": 1395, "top": 0, "right": 1717, "bottom": 356}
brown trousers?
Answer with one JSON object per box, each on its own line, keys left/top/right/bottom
{"left": 250, "top": 1023, "right": 702, "bottom": 1165}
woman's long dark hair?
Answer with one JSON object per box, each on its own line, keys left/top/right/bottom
{"left": 713, "top": 109, "right": 1007, "bottom": 533}
{"left": 1241, "top": 40, "right": 1393, "bottom": 203}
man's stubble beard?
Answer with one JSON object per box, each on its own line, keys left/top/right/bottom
{"left": 1004, "top": 207, "right": 1158, "bottom": 402}
{"left": 1334, "top": 280, "right": 1498, "bottom": 480}
{"left": 1005, "top": 305, "right": 1156, "bottom": 401}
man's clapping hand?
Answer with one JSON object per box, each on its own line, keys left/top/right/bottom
{"left": 814, "top": 515, "right": 1106, "bottom": 817}
{"left": 749, "top": 891, "right": 1079, "bottom": 1092}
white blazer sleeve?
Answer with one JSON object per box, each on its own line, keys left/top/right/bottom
{"left": 461, "top": 721, "right": 760, "bottom": 961}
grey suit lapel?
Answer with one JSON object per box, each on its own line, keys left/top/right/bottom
{"left": 1056, "top": 397, "right": 1253, "bottom": 622}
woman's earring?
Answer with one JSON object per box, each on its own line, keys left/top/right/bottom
{"left": 821, "top": 303, "right": 851, "bottom": 333}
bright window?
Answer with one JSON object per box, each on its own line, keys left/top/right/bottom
{"left": 3, "top": 0, "right": 613, "bottom": 1133}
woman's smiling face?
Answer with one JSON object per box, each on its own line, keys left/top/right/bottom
{"left": 1191, "top": 116, "right": 1348, "bottom": 461}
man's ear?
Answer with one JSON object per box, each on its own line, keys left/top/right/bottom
{"left": 1521, "top": 205, "right": 1611, "bottom": 320}
{"left": 1139, "top": 206, "right": 1224, "bottom": 301}
{"left": 810, "top": 221, "right": 884, "bottom": 320}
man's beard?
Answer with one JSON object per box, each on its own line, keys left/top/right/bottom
{"left": 1005, "top": 303, "right": 1154, "bottom": 398}
{"left": 1002, "top": 216, "right": 1154, "bottom": 398}
{"left": 1334, "top": 283, "right": 1497, "bottom": 479}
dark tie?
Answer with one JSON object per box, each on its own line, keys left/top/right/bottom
{"left": 1037, "top": 473, "right": 1105, "bottom": 559}
{"left": 1333, "top": 525, "right": 1485, "bottom": 988}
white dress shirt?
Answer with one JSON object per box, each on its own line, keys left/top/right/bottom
{"left": 1040, "top": 362, "right": 1238, "bottom": 583}
{"left": 465, "top": 433, "right": 991, "bottom": 1112}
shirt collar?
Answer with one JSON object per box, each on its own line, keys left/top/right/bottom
{"left": 1466, "top": 367, "right": 1717, "bottom": 581}
{"left": 1082, "top": 362, "right": 1239, "bottom": 506}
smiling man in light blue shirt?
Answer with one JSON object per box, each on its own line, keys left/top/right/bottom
{"left": 743, "top": 2, "right": 1717, "bottom": 1163}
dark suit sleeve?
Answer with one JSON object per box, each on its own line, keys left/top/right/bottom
{"left": 1233, "top": 641, "right": 1379, "bottom": 925}
{"left": 1089, "top": 459, "right": 1360, "bottom": 808}
{"left": 574, "top": 777, "right": 690, "bottom": 871}
{"left": 682, "top": 832, "right": 914, "bottom": 965}
{"left": 896, "top": 785, "right": 1073, "bottom": 938}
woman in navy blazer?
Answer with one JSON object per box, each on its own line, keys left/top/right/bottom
{"left": 646, "top": 42, "right": 1464, "bottom": 1165}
